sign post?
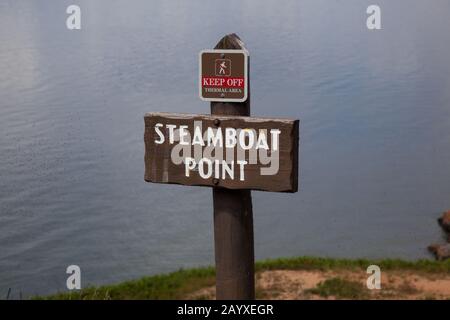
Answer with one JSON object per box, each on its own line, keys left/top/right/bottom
{"left": 144, "top": 34, "right": 299, "bottom": 300}
{"left": 211, "top": 34, "right": 255, "bottom": 300}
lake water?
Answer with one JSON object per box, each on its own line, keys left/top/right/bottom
{"left": 1, "top": 0, "right": 450, "bottom": 298}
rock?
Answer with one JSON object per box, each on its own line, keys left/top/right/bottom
{"left": 438, "top": 210, "right": 450, "bottom": 233}
{"left": 428, "top": 211, "right": 450, "bottom": 260}
{"left": 428, "top": 243, "right": 450, "bottom": 261}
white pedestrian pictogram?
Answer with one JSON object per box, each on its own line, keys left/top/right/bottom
{"left": 219, "top": 61, "right": 227, "bottom": 75}
{"left": 214, "top": 59, "right": 231, "bottom": 77}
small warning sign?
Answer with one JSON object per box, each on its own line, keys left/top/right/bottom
{"left": 199, "top": 49, "right": 248, "bottom": 102}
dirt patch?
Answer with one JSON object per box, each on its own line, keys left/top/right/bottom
{"left": 187, "top": 269, "right": 450, "bottom": 300}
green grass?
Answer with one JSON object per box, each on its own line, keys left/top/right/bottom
{"left": 255, "top": 256, "right": 450, "bottom": 273}
{"left": 36, "top": 267, "right": 215, "bottom": 300}
{"left": 35, "top": 256, "right": 450, "bottom": 300}
{"left": 306, "top": 277, "right": 368, "bottom": 299}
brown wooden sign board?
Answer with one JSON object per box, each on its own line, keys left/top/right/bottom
{"left": 199, "top": 50, "right": 248, "bottom": 102}
{"left": 144, "top": 112, "right": 299, "bottom": 192}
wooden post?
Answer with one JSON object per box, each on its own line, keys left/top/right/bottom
{"left": 145, "top": 33, "right": 298, "bottom": 299}
{"left": 211, "top": 34, "right": 255, "bottom": 300}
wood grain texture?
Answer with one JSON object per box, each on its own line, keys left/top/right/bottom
{"left": 144, "top": 112, "right": 299, "bottom": 192}
{"left": 211, "top": 33, "right": 254, "bottom": 300}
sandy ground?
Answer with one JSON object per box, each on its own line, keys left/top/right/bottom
{"left": 188, "top": 270, "right": 450, "bottom": 300}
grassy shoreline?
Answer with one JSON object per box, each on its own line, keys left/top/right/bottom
{"left": 36, "top": 257, "right": 450, "bottom": 300}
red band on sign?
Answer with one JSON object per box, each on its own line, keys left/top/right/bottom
{"left": 202, "top": 77, "right": 245, "bottom": 88}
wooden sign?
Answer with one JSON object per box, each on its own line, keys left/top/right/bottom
{"left": 199, "top": 49, "right": 248, "bottom": 102}
{"left": 145, "top": 34, "right": 300, "bottom": 300}
{"left": 144, "top": 112, "right": 299, "bottom": 192}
